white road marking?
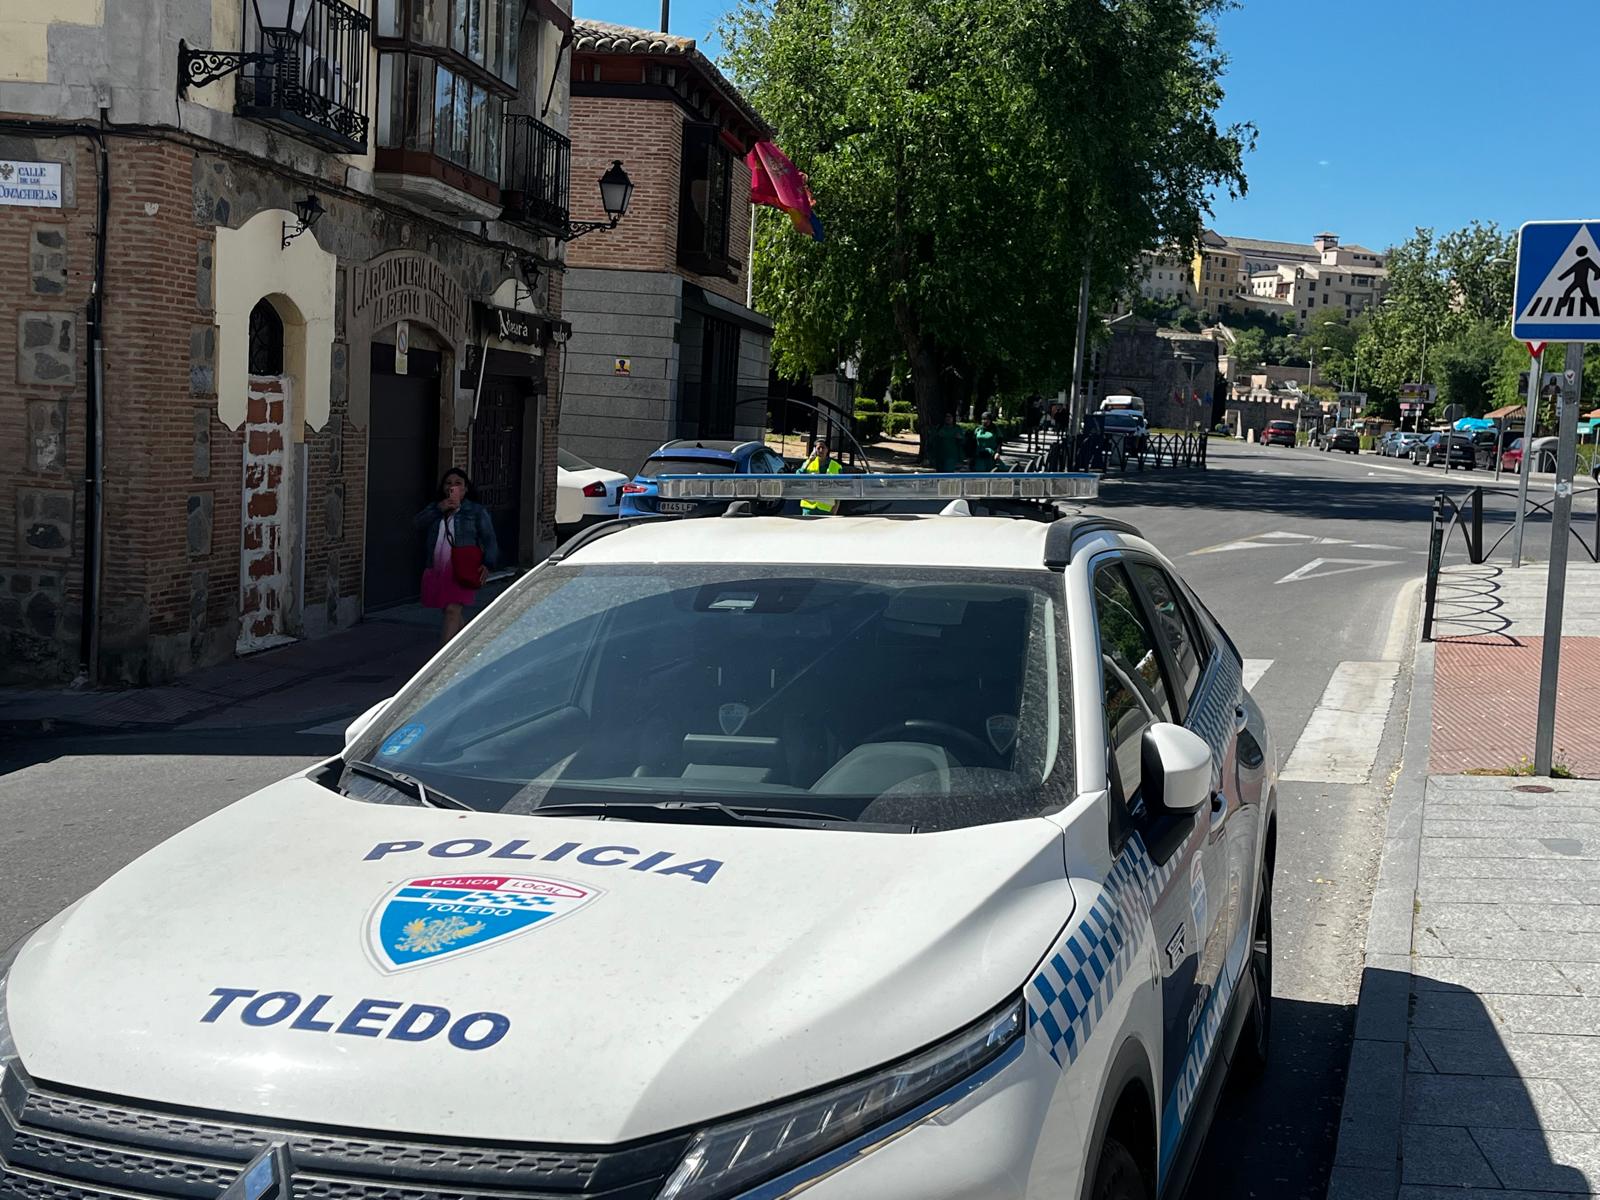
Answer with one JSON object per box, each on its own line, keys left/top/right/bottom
{"left": 1280, "top": 661, "right": 1401, "bottom": 784}
{"left": 1242, "top": 659, "right": 1274, "bottom": 691}
{"left": 1258, "top": 531, "right": 1316, "bottom": 540}
{"left": 1275, "top": 557, "right": 1400, "bottom": 584}
{"left": 1191, "top": 539, "right": 1284, "bottom": 555}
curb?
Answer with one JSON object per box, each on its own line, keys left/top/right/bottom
{"left": 1325, "top": 619, "right": 1436, "bottom": 1199}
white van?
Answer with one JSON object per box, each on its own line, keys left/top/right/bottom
{"left": 1100, "top": 394, "right": 1146, "bottom": 414}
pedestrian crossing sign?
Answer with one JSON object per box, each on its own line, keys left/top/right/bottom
{"left": 1513, "top": 220, "right": 1600, "bottom": 341}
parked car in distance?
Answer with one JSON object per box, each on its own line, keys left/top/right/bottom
{"left": 1411, "top": 432, "right": 1476, "bottom": 469}
{"left": 1262, "top": 420, "right": 1297, "bottom": 447}
{"left": 1501, "top": 438, "right": 1525, "bottom": 472}
{"left": 619, "top": 440, "right": 791, "bottom": 519}
{"left": 1323, "top": 428, "right": 1360, "bottom": 454}
{"left": 556, "top": 448, "right": 628, "bottom": 537}
{"left": 1389, "top": 432, "right": 1424, "bottom": 458}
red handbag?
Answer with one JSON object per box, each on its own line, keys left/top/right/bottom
{"left": 444, "top": 517, "right": 483, "bottom": 589}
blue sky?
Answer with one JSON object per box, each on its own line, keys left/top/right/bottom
{"left": 576, "top": 0, "right": 1600, "bottom": 254}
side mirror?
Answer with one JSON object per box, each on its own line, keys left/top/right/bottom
{"left": 344, "top": 699, "right": 390, "bottom": 748}
{"left": 1140, "top": 723, "right": 1212, "bottom": 815}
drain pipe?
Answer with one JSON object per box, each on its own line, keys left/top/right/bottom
{"left": 81, "top": 122, "right": 110, "bottom": 682}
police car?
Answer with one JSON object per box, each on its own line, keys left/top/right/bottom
{"left": 0, "top": 472, "right": 1276, "bottom": 1200}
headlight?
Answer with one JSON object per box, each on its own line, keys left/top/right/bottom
{"left": 656, "top": 998, "right": 1023, "bottom": 1200}
{"left": 0, "top": 931, "right": 28, "bottom": 1068}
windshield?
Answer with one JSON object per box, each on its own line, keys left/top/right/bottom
{"left": 558, "top": 448, "right": 597, "bottom": 472}
{"left": 342, "top": 564, "right": 1068, "bottom": 831}
{"left": 638, "top": 455, "right": 737, "bottom": 480}
{"left": 1268, "top": 422, "right": 1294, "bottom": 431}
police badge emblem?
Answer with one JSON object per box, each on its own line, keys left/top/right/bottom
{"left": 367, "top": 875, "right": 600, "bottom": 973}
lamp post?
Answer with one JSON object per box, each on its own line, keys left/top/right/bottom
{"left": 558, "top": 161, "right": 636, "bottom": 242}
{"left": 179, "top": 0, "right": 313, "bottom": 93}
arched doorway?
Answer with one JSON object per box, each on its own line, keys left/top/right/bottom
{"left": 239, "top": 297, "right": 296, "bottom": 653}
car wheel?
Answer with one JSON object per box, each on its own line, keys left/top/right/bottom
{"left": 1233, "top": 869, "right": 1273, "bottom": 1080}
{"left": 1090, "top": 1136, "right": 1149, "bottom": 1200}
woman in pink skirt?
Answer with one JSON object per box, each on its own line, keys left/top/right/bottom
{"left": 413, "top": 468, "right": 499, "bottom": 645}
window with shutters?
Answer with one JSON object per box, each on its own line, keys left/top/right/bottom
{"left": 678, "top": 122, "right": 737, "bottom": 278}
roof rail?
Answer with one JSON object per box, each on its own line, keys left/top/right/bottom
{"left": 1041, "top": 516, "right": 1142, "bottom": 570}
{"left": 545, "top": 516, "right": 660, "bottom": 562}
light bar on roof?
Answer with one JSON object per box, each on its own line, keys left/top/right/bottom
{"left": 655, "top": 472, "right": 1099, "bottom": 502}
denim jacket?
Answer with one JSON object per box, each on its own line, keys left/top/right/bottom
{"left": 413, "top": 499, "right": 500, "bottom": 570}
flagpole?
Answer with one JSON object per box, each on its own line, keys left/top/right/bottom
{"left": 746, "top": 202, "right": 756, "bottom": 309}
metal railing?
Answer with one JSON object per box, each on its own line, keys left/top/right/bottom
{"left": 1421, "top": 484, "right": 1600, "bottom": 641}
{"left": 1014, "top": 431, "right": 1208, "bottom": 475}
{"left": 237, "top": 0, "right": 370, "bottom": 152}
{"left": 501, "top": 113, "right": 570, "bottom": 234}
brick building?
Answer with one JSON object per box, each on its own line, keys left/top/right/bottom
{"left": 558, "top": 21, "right": 773, "bottom": 475}
{"left": 0, "top": 0, "right": 592, "bottom": 685}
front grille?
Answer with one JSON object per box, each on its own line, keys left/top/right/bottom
{"left": 0, "top": 1064, "right": 689, "bottom": 1200}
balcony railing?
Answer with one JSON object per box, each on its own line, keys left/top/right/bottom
{"left": 501, "top": 113, "right": 570, "bottom": 236}
{"left": 237, "top": 0, "right": 371, "bottom": 153}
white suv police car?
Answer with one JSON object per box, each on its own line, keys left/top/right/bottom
{"left": 0, "top": 473, "right": 1276, "bottom": 1200}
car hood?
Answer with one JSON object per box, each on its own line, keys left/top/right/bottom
{"left": 5, "top": 777, "right": 1070, "bottom": 1143}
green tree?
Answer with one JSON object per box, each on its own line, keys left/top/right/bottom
{"left": 1230, "top": 327, "right": 1266, "bottom": 370}
{"left": 1434, "top": 321, "right": 1507, "bottom": 417}
{"left": 722, "top": 0, "right": 1252, "bottom": 452}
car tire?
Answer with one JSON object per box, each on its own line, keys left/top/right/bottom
{"left": 1090, "top": 1136, "right": 1149, "bottom": 1200}
{"left": 1233, "top": 870, "right": 1273, "bottom": 1081}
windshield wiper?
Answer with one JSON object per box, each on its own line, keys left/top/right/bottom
{"left": 346, "top": 760, "right": 474, "bottom": 811}
{"left": 526, "top": 799, "right": 913, "bottom": 833}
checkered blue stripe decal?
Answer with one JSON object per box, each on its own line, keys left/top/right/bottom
{"left": 1025, "top": 834, "right": 1181, "bottom": 1067}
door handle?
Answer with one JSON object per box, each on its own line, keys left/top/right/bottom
{"left": 1209, "top": 790, "right": 1230, "bottom": 840}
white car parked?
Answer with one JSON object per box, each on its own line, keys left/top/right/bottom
{"left": 555, "top": 447, "right": 627, "bottom": 536}
{"left": 0, "top": 472, "right": 1277, "bottom": 1200}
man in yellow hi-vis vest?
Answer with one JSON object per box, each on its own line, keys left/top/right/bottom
{"left": 799, "top": 439, "right": 843, "bottom": 514}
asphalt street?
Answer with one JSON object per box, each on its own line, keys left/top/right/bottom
{"left": 0, "top": 439, "right": 1580, "bottom": 1197}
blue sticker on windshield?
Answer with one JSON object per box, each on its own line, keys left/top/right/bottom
{"left": 380, "top": 724, "right": 425, "bottom": 756}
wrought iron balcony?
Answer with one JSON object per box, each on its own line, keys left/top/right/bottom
{"left": 237, "top": 0, "right": 371, "bottom": 153}
{"left": 501, "top": 113, "right": 570, "bottom": 236}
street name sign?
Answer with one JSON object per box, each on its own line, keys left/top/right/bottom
{"left": 1513, "top": 220, "right": 1600, "bottom": 342}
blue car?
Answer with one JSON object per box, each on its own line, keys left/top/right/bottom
{"left": 619, "top": 439, "right": 791, "bottom": 519}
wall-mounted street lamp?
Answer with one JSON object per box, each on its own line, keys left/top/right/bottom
{"left": 559, "top": 161, "right": 635, "bottom": 242}
{"left": 281, "top": 193, "right": 325, "bottom": 249}
{"left": 179, "top": 0, "right": 312, "bottom": 94}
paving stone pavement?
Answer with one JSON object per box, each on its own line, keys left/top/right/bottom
{"left": 1332, "top": 774, "right": 1600, "bottom": 1198}
{"left": 1429, "top": 561, "right": 1600, "bottom": 778}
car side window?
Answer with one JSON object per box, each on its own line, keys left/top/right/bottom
{"left": 1093, "top": 562, "right": 1176, "bottom": 811}
{"left": 1130, "top": 562, "right": 1207, "bottom": 703}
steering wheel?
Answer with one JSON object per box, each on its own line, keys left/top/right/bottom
{"left": 863, "top": 719, "right": 999, "bottom": 768}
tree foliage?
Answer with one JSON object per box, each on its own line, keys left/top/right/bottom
{"left": 1355, "top": 222, "right": 1516, "bottom": 417}
{"left": 720, "top": 0, "right": 1253, "bottom": 448}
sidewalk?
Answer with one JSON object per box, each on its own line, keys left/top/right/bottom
{"left": 0, "top": 577, "right": 512, "bottom": 738}
{"left": 1331, "top": 564, "right": 1600, "bottom": 1198}
{"left": 1429, "top": 561, "right": 1600, "bottom": 777}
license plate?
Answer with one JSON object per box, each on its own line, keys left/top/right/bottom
{"left": 658, "top": 500, "right": 696, "bottom": 514}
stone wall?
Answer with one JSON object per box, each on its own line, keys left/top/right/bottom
{"left": 0, "top": 130, "right": 94, "bottom": 682}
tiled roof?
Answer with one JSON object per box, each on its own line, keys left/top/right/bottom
{"left": 1220, "top": 235, "right": 1320, "bottom": 258}
{"left": 573, "top": 19, "right": 698, "bottom": 55}
{"left": 571, "top": 20, "right": 769, "bottom": 135}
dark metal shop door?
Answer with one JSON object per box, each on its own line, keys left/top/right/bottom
{"left": 470, "top": 378, "right": 524, "bottom": 566}
{"left": 364, "top": 346, "right": 440, "bottom": 611}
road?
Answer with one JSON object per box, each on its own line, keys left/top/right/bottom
{"left": 0, "top": 439, "right": 1565, "bottom": 1196}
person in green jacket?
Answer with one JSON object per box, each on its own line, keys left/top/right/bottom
{"left": 973, "top": 411, "right": 1003, "bottom": 472}
{"left": 931, "top": 411, "right": 968, "bottom": 473}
